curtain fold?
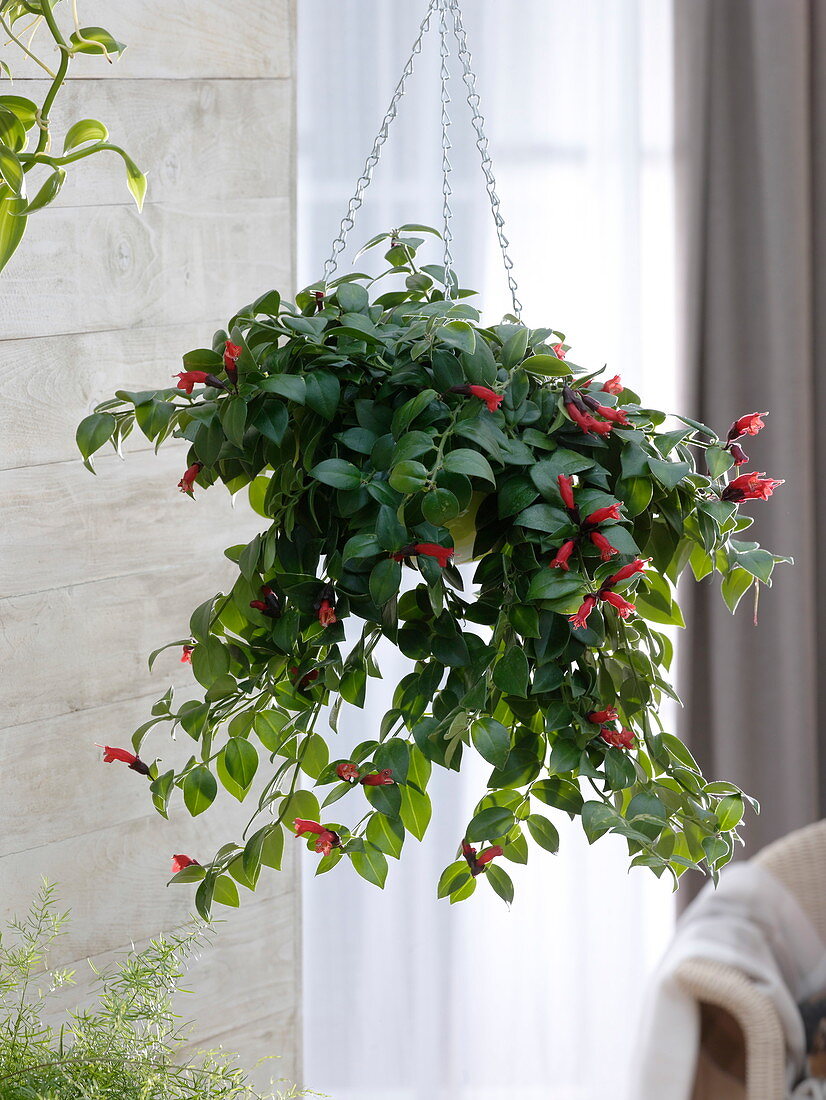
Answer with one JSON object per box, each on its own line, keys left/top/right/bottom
{"left": 675, "top": 0, "right": 823, "bottom": 863}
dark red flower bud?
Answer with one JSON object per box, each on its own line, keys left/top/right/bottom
{"left": 600, "top": 590, "right": 636, "bottom": 618}
{"left": 313, "top": 290, "right": 325, "bottom": 313}
{"left": 721, "top": 471, "right": 784, "bottom": 502}
{"left": 250, "top": 586, "right": 281, "bottom": 619}
{"left": 584, "top": 503, "right": 622, "bottom": 526}
{"left": 569, "top": 594, "right": 598, "bottom": 630}
{"left": 550, "top": 539, "right": 577, "bottom": 571}
{"left": 587, "top": 707, "right": 619, "bottom": 724}
{"left": 602, "top": 375, "right": 623, "bottom": 394}
{"left": 581, "top": 394, "right": 630, "bottom": 426}
{"left": 337, "top": 762, "right": 360, "bottom": 782}
{"left": 181, "top": 644, "right": 195, "bottom": 663}
{"left": 294, "top": 819, "right": 341, "bottom": 857}
{"left": 178, "top": 462, "right": 203, "bottom": 497}
{"left": 394, "top": 543, "right": 453, "bottom": 569}
{"left": 100, "top": 745, "right": 150, "bottom": 775}
{"left": 600, "top": 725, "right": 635, "bottom": 749}
{"left": 589, "top": 530, "right": 619, "bottom": 561}
{"left": 557, "top": 474, "right": 576, "bottom": 511}
{"left": 552, "top": 342, "right": 566, "bottom": 359}
{"left": 467, "top": 384, "right": 504, "bottom": 412}
{"left": 727, "top": 411, "right": 767, "bottom": 441}
{"left": 171, "top": 854, "right": 199, "bottom": 873}
{"left": 462, "top": 838, "right": 504, "bottom": 876}
{"left": 728, "top": 442, "right": 749, "bottom": 466}
{"left": 361, "top": 768, "right": 394, "bottom": 786}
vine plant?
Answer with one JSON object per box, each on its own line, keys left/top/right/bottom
{"left": 0, "top": 0, "right": 145, "bottom": 272}
{"left": 78, "top": 229, "right": 789, "bottom": 915}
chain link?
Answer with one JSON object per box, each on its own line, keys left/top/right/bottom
{"left": 323, "top": 0, "right": 441, "bottom": 285}
{"left": 447, "top": 0, "right": 523, "bottom": 317}
{"left": 437, "top": 0, "right": 455, "bottom": 299}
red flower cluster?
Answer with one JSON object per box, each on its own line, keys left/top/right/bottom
{"left": 600, "top": 726, "right": 635, "bottom": 749}
{"left": 723, "top": 410, "right": 767, "bottom": 467}
{"left": 551, "top": 342, "right": 566, "bottom": 359}
{"left": 448, "top": 383, "right": 504, "bottom": 412}
{"left": 181, "top": 644, "right": 194, "bottom": 663}
{"left": 721, "top": 471, "right": 784, "bottom": 503}
{"left": 294, "top": 818, "right": 341, "bottom": 857}
{"left": 549, "top": 474, "right": 624, "bottom": 568}
{"left": 563, "top": 383, "right": 630, "bottom": 436}
{"left": 393, "top": 543, "right": 454, "bottom": 569}
{"left": 586, "top": 706, "right": 619, "bottom": 724}
{"left": 223, "top": 340, "right": 242, "bottom": 387}
{"left": 601, "top": 375, "right": 623, "bottom": 395}
{"left": 99, "top": 745, "right": 151, "bottom": 776}
{"left": 171, "top": 854, "right": 199, "bottom": 873}
{"left": 314, "top": 583, "right": 338, "bottom": 627}
{"left": 250, "top": 584, "right": 282, "bottom": 619}
{"left": 569, "top": 558, "right": 648, "bottom": 630}
{"left": 361, "top": 769, "right": 394, "bottom": 787}
{"left": 175, "top": 370, "right": 225, "bottom": 394}
{"left": 336, "top": 761, "right": 360, "bottom": 782}
{"left": 178, "top": 462, "right": 202, "bottom": 497}
{"left": 462, "top": 840, "right": 504, "bottom": 877}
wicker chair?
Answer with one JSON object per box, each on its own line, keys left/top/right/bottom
{"left": 675, "top": 819, "right": 826, "bottom": 1099}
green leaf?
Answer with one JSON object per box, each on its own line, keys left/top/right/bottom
{"left": 492, "top": 648, "right": 529, "bottom": 698}
{"left": 369, "top": 558, "right": 401, "bottom": 606}
{"left": 526, "top": 814, "right": 560, "bottom": 853}
{"left": 63, "top": 118, "right": 108, "bottom": 152}
{"left": 521, "top": 353, "right": 570, "bottom": 377}
{"left": 364, "top": 782, "right": 402, "bottom": 819}
{"left": 466, "top": 806, "right": 515, "bottom": 842}
{"left": 213, "top": 875, "right": 240, "bottom": 908}
{"left": 442, "top": 448, "right": 495, "bottom": 484}
{"left": 310, "top": 458, "right": 362, "bottom": 490}
{"left": 336, "top": 281, "right": 369, "bottom": 312}
{"left": 514, "top": 503, "right": 570, "bottom": 534}
{"left": 366, "top": 813, "right": 405, "bottom": 859}
{"left": 581, "top": 801, "right": 618, "bottom": 842}
{"left": 69, "top": 26, "right": 128, "bottom": 56}
{"left": 183, "top": 765, "right": 217, "bottom": 816}
{"left": 422, "top": 487, "right": 460, "bottom": 525}
{"left": 400, "top": 785, "right": 432, "bottom": 839}
{"left": 119, "top": 151, "right": 147, "bottom": 212}
{"left": 351, "top": 844, "right": 388, "bottom": 888}
{"left": 76, "top": 412, "right": 116, "bottom": 470}
{"left": 717, "top": 794, "right": 744, "bottom": 831}
{"left": 261, "top": 374, "right": 306, "bottom": 403}
{"left": 219, "top": 395, "right": 247, "bottom": 445}
{"left": 305, "top": 371, "right": 340, "bottom": 420}
{"left": 471, "top": 717, "right": 511, "bottom": 768}
{"left": 485, "top": 862, "right": 514, "bottom": 905}
{"left": 191, "top": 637, "right": 230, "bottom": 687}
{"left": 532, "top": 777, "right": 583, "bottom": 815}
{"left": 721, "top": 567, "right": 755, "bottom": 613}
{"left": 13, "top": 168, "right": 65, "bottom": 215}
{"left": 501, "top": 327, "right": 529, "bottom": 368}
{"left": 439, "top": 319, "right": 476, "bottom": 353}
{"left": 525, "top": 569, "right": 584, "bottom": 603}
{"left": 647, "top": 457, "right": 690, "bottom": 490}
{"left": 223, "top": 737, "right": 259, "bottom": 793}
{"left": 706, "top": 444, "right": 735, "bottom": 479}
{"left": 437, "top": 861, "right": 470, "bottom": 899}
{"left": 388, "top": 459, "right": 428, "bottom": 493}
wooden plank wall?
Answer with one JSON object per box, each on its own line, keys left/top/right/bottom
{"left": 0, "top": 1, "right": 301, "bottom": 1090}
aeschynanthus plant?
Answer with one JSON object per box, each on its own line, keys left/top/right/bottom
{"left": 79, "top": 228, "right": 789, "bottom": 915}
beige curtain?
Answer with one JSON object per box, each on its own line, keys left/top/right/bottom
{"left": 675, "top": 0, "right": 825, "bottom": 866}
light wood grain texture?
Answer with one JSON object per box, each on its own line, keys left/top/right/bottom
{"left": 6, "top": 0, "right": 293, "bottom": 81}
{"left": 0, "top": 199, "right": 292, "bottom": 338}
{"left": 0, "top": 448, "right": 265, "bottom": 598}
{"left": 11, "top": 79, "right": 291, "bottom": 210}
{"left": 0, "top": 322, "right": 224, "bottom": 470}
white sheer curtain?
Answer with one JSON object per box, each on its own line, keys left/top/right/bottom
{"left": 297, "top": 4, "right": 676, "bottom": 1097}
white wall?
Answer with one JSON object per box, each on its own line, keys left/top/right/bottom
{"left": 0, "top": 1, "right": 301, "bottom": 1088}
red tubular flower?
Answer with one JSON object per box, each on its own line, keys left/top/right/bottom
{"left": 250, "top": 585, "right": 281, "bottom": 619}
{"left": 181, "top": 644, "right": 194, "bottom": 663}
{"left": 565, "top": 399, "right": 613, "bottom": 435}
{"left": 727, "top": 411, "right": 767, "bottom": 441}
{"left": 550, "top": 539, "right": 577, "bottom": 571}
{"left": 584, "top": 503, "right": 622, "bottom": 526}
{"left": 171, "top": 854, "right": 199, "bottom": 873}
{"left": 582, "top": 396, "right": 630, "bottom": 426}
{"left": 721, "top": 472, "right": 784, "bottom": 502}
{"left": 178, "top": 462, "right": 203, "bottom": 497}
{"left": 361, "top": 769, "right": 394, "bottom": 786}
{"left": 223, "top": 340, "right": 242, "bottom": 385}
{"left": 600, "top": 726, "right": 635, "bottom": 749}
{"left": 601, "top": 590, "right": 636, "bottom": 618}
{"left": 602, "top": 375, "right": 623, "bottom": 395}
{"left": 336, "top": 762, "right": 360, "bottom": 783}
{"left": 468, "top": 384, "right": 504, "bottom": 412}
{"left": 314, "top": 584, "right": 338, "bottom": 626}
{"left": 589, "top": 530, "right": 619, "bottom": 562}
{"left": 587, "top": 706, "right": 619, "bottom": 724}
{"left": 100, "top": 745, "right": 150, "bottom": 775}
{"left": 569, "top": 594, "right": 598, "bottom": 630}
{"left": 728, "top": 442, "right": 749, "bottom": 466}
{"left": 476, "top": 845, "right": 504, "bottom": 867}
{"left": 605, "top": 558, "right": 648, "bottom": 586}
{"left": 175, "top": 370, "right": 225, "bottom": 394}
{"left": 557, "top": 474, "right": 576, "bottom": 511}
{"left": 394, "top": 543, "right": 454, "bottom": 569}
{"left": 551, "top": 342, "right": 566, "bottom": 359}
{"left": 294, "top": 819, "right": 340, "bottom": 857}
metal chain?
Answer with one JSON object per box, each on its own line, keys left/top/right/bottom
{"left": 447, "top": 0, "right": 523, "bottom": 317}
{"left": 323, "top": 0, "right": 441, "bottom": 285}
{"left": 437, "top": 0, "right": 455, "bottom": 299}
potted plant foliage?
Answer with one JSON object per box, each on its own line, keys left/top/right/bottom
{"left": 78, "top": 228, "right": 788, "bottom": 912}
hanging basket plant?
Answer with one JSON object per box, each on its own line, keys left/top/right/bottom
{"left": 79, "top": 229, "right": 789, "bottom": 914}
